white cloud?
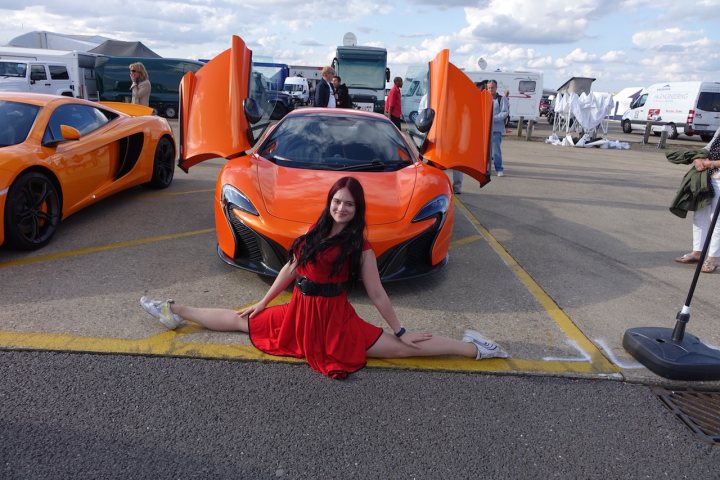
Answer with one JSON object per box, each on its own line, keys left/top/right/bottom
{"left": 632, "top": 28, "right": 701, "bottom": 49}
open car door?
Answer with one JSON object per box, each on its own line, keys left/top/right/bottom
{"left": 414, "top": 50, "right": 493, "bottom": 186}
{"left": 178, "top": 35, "right": 276, "bottom": 172}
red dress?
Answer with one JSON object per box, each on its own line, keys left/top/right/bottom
{"left": 249, "top": 240, "right": 384, "bottom": 379}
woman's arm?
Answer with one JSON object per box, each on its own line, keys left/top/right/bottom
{"left": 360, "top": 249, "right": 401, "bottom": 332}
{"left": 238, "top": 258, "right": 298, "bottom": 318}
{"left": 360, "top": 250, "right": 431, "bottom": 347}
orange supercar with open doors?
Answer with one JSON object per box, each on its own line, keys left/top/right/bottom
{"left": 179, "top": 35, "right": 492, "bottom": 281}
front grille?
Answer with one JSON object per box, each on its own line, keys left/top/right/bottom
{"left": 224, "top": 208, "right": 288, "bottom": 275}
{"left": 227, "top": 214, "right": 263, "bottom": 263}
{"left": 377, "top": 222, "right": 442, "bottom": 281}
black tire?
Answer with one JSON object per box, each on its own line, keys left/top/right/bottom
{"left": 622, "top": 119, "right": 632, "bottom": 134}
{"left": 147, "top": 137, "right": 175, "bottom": 189}
{"left": 163, "top": 104, "right": 177, "bottom": 118}
{"left": 668, "top": 123, "right": 678, "bottom": 139}
{"left": 700, "top": 134, "right": 713, "bottom": 142}
{"left": 4, "top": 171, "right": 61, "bottom": 250}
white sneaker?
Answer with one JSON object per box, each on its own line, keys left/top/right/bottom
{"left": 463, "top": 329, "right": 508, "bottom": 359}
{"left": 496, "top": 171, "right": 505, "bottom": 177}
{"left": 140, "top": 296, "right": 185, "bottom": 330}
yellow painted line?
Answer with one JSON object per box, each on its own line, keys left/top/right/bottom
{"left": 0, "top": 228, "right": 214, "bottom": 269}
{"left": 0, "top": 328, "right": 619, "bottom": 377}
{"left": 454, "top": 197, "right": 620, "bottom": 376}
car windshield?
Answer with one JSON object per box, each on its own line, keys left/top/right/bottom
{"left": 0, "top": 100, "right": 40, "bottom": 147}
{"left": 257, "top": 114, "right": 414, "bottom": 172}
{"left": 0, "top": 61, "right": 27, "bottom": 78}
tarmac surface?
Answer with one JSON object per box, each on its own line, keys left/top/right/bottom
{"left": 1, "top": 117, "right": 719, "bottom": 477}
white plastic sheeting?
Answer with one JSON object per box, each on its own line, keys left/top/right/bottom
{"left": 548, "top": 91, "right": 629, "bottom": 148}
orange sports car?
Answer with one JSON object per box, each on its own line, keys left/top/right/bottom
{"left": 0, "top": 93, "right": 176, "bottom": 249}
{"left": 179, "top": 35, "right": 493, "bottom": 281}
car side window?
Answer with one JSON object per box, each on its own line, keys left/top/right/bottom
{"left": 43, "top": 104, "right": 113, "bottom": 144}
{"left": 48, "top": 65, "right": 70, "bottom": 80}
{"left": 30, "top": 65, "right": 47, "bottom": 81}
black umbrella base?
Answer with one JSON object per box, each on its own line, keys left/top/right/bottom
{"left": 623, "top": 327, "right": 720, "bottom": 381}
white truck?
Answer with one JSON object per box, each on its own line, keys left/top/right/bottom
{"left": 464, "top": 70, "right": 544, "bottom": 123}
{"left": 621, "top": 81, "right": 720, "bottom": 141}
{"left": 0, "top": 46, "right": 99, "bottom": 99}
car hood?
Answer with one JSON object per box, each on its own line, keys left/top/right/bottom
{"left": 0, "top": 80, "right": 27, "bottom": 92}
{"left": 256, "top": 161, "right": 417, "bottom": 225}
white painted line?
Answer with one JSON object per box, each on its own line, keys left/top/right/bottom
{"left": 595, "top": 338, "right": 644, "bottom": 369}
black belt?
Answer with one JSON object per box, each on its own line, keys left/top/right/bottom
{"left": 295, "top": 276, "right": 346, "bottom": 297}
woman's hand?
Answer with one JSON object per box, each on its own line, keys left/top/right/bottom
{"left": 237, "top": 301, "right": 267, "bottom": 319}
{"left": 399, "top": 331, "right": 433, "bottom": 348}
{"left": 693, "top": 157, "right": 709, "bottom": 171}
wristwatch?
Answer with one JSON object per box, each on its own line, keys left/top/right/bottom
{"left": 395, "top": 326, "right": 406, "bottom": 338}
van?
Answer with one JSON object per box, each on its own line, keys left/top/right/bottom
{"left": 464, "top": 70, "right": 544, "bottom": 123}
{"left": 401, "top": 77, "right": 425, "bottom": 123}
{"left": 94, "top": 56, "right": 204, "bottom": 118}
{"left": 283, "top": 76, "right": 309, "bottom": 105}
{"left": 621, "top": 82, "right": 720, "bottom": 141}
{"left": 0, "top": 47, "right": 97, "bottom": 98}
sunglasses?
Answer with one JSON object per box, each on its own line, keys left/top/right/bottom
{"left": 130, "top": 69, "right": 137, "bottom": 73}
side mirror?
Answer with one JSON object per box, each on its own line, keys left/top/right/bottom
{"left": 385, "top": 68, "right": 390, "bottom": 82}
{"left": 244, "top": 98, "right": 262, "bottom": 125}
{"left": 414, "top": 108, "right": 435, "bottom": 133}
{"left": 42, "top": 124, "right": 81, "bottom": 148}
{"left": 60, "top": 125, "right": 81, "bottom": 141}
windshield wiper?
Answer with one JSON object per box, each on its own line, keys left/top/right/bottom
{"left": 333, "top": 161, "right": 405, "bottom": 172}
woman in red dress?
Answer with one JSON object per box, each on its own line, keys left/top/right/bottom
{"left": 140, "top": 176, "right": 507, "bottom": 379}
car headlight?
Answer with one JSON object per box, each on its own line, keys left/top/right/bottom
{"left": 221, "top": 184, "right": 259, "bottom": 216}
{"left": 412, "top": 195, "right": 449, "bottom": 223}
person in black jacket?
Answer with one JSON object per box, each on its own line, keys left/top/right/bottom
{"left": 313, "top": 66, "right": 336, "bottom": 108}
{"left": 332, "top": 76, "right": 352, "bottom": 108}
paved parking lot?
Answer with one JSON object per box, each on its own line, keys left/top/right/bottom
{"left": 1, "top": 118, "right": 718, "bottom": 386}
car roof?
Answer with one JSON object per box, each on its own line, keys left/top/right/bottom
{"left": 0, "top": 92, "right": 124, "bottom": 114}
{"left": 285, "top": 107, "right": 388, "bottom": 121}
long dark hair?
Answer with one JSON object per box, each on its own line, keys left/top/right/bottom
{"left": 289, "top": 176, "right": 367, "bottom": 287}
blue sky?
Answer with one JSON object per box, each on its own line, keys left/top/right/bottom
{"left": 1, "top": 0, "right": 719, "bottom": 93}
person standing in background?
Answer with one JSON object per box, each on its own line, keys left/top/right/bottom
{"left": 129, "top": 62, "right": 151, "bottom": 107}
{"left": 673, "top": 127, "right": 720, "bottom": 273}
{"left": 488, "top": 80, "right": 509, "bottom": 176}
{"left": 314, "top": 67, "right": 336, "bottom": 108}
{"left": 385, "top": 76, "right": 403, "bottom": 130}
{"left": 332, "top": 76, "right": 352, "bottom": 108}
